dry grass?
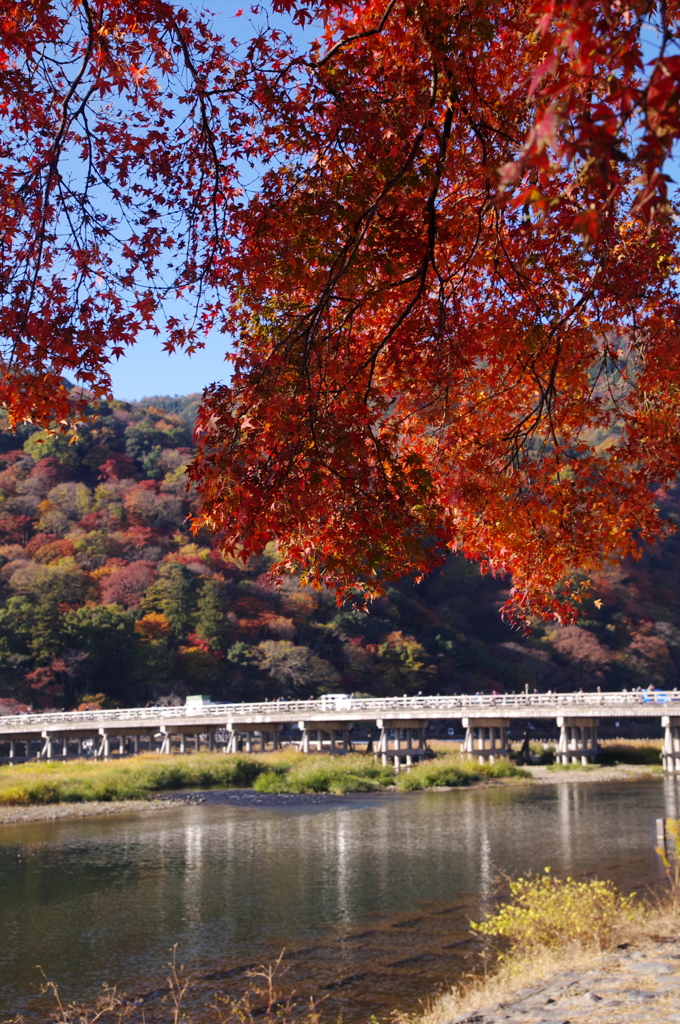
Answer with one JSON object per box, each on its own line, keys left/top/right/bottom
{"left": 407, "top": 876, "right": 680, "bottom": 1024}
{"left": 0, "top": 748, "right": 533, "bottom": 803}
{"left": 426, "top": 739, "right": 464, "bottom": 754}
{"left": 412, "top": 945, "right": 607, "bottom": 1024}
{"left": 600, "top": 737, "right": 663, "bottom": 748}
{"left": 411, "top": 909, "right": 680, "bottom": 1024}
{"left": 0, "top": 752, "right": 276, "bottom": 804}
{"left": 397, "top": 755, "right": 529, "bottom": 790}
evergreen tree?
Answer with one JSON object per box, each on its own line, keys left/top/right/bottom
{"left": 142, "top": 563, "right": 195, "bottom": 641}
{"left": 194, "top": 579, "right": 230, "bottom": 652}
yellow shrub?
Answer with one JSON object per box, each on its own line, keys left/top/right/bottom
{"left": 471, "top": 869, "right": 641, "bottom": 960}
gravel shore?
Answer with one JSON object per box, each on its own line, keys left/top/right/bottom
{"left": 0, "top": 798, "right": 183, "bottom": 825}
{"left": 521, "top": 763, "right": 661, "bottom": 785}
{"left": 449, "top": 938, "right": 680, "bottom": 1024}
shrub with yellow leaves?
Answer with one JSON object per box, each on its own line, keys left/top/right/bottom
{"left": 471, "top": 868, "right": 642, "bottom": 962}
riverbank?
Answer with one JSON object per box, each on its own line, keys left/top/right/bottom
{"left": 0, "top": 750, "right": 529, "bottom": 809}
{"left": 420, "top": 934, "right": 680, "bottom": 1024}
{"left": 0, "top": 796, "right": 188, "bottom": 825}
{"left": 0, "top": 759, "right": 663, "bottom": 825}
{"left": 415, "top": 865, "right": 680, "bottom": 1024}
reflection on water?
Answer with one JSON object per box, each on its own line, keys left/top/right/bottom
{"left": 0, "top": 778, "right": 677, "bottom": 1023}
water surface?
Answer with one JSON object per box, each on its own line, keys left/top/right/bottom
{"left": 1, "top": 777, "right": 677, "bottom": 1022}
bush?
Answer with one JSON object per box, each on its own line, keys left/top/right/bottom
{"left": 397, "top": 757, "right": 528, "bottom": 791}
{"left": 471, "top": 869, "right": 641, "bottom": 961}
{"left": 253, "top": 755, "right": 394, "bottom": 794}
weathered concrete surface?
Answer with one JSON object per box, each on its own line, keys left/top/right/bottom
{"left": 449, "top": 938, "right": 680, "bottom": 1024}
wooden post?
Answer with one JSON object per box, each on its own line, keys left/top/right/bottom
{"left": 657, "top": 817, "right": 667, "bottom": 855}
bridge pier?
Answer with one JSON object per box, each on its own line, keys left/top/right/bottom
{"left": 298, "top": 720, "right": 350, "bottom": 755}
{"left": 97, "top": 728, "right": 111, "bottom": 760}
{"left": 158, "top": 726, "right": 172, "bottom": 754}
{"left": 375, "top": 719, "right": 427, "bottom": 769}
{"left": 226, "top": 722, "right": 283, "bottom": 754}
{"left": 462, "top": 718, "right": 508, "bottom": 763}
{"left": 662, "top": 716, "right": 680, "bottom": 773}
{"left": 40, "top": 730, "right": 69, "bottom": 761}
{"left": 178, "top": 729, "right": 212, "bottom": 753}
{"left": 556, "top": 716, "right": 599, "bottom": 764}
{"left": 224, "top": 729, "right": 239, "bottom": 753}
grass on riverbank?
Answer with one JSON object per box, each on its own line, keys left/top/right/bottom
{"left": 0, "top": 753, "right": 272, "bottom": 804}
{"left": 397, "top": 756, "right": 529, "bottom": 790}
{"left": 253, "top": 754, "right": 528, "bottom": 794}
{"left": 0, "top": 751, "right": 530, "bottom": 804}
{"left": 253, "top": 754, "right": 394, "bottom": 794}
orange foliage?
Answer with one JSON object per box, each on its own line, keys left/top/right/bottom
{"left": 135, "top": 613, "right": 173, "bottom": 642}
{"left": 4, "top": 2, "right": 680, "bottom": 621}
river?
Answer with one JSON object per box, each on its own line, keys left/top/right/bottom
{"left": 1, "top": 777, "right": 679, "bottom": 1023}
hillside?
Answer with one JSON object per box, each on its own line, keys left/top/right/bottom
{"left": 0, "top": 393, "right": 677, "bottom": 712}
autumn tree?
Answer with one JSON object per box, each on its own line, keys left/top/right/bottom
{"left": 255, "top": 639, "right": 341, "bottom": 697}
{"left": 5, "top": 1, "right": 680, "bottom": 619}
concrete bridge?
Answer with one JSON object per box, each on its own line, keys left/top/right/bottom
{"left": 1, "top": 690, "right": 679, "bottom": 770}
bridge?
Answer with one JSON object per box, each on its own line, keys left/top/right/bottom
{"left": 1, "top": 690, "right": 680, "bottom": 770}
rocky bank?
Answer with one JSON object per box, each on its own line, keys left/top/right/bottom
{"left": 449, "top": 938, "right": 680, "bottom": 1024}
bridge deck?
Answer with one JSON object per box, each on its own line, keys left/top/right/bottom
{"left": 0, "top": 690, "right": 676, "bottom": 737}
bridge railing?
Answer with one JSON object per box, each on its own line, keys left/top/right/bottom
{"left": 0, "top": 689, "right": 679, "bottom": 730}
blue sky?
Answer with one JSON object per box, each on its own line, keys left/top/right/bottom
{"left": 106, "top": 2, "right": 314, "bottom": 402}
{"left": 107, "top": 331, "right": 230, "bottom": 401}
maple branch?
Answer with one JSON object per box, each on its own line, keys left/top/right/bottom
{"left": 313, "top": 0, "right": 398, "bottom": 68}
{"left": 11, "top": 0, "right": 98, "bottom": 363}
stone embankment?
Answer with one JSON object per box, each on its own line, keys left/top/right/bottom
{"left": 450, "top": 938, "right": 680, "bottom": 1024}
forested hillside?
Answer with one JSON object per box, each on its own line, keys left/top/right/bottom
{"left": 0, "top": 392, "right": 678, "bottom": 713}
